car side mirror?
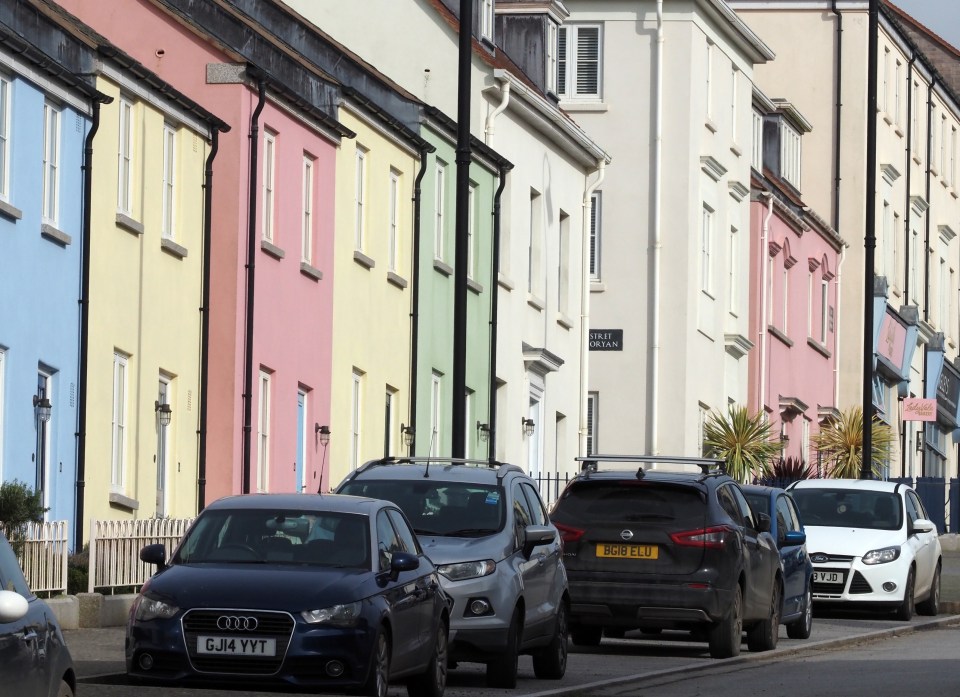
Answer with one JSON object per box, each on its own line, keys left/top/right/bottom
{"left": 522, "top": 525, "right": 557, "bottom": 559}
{"left": 755, "top": 512, "right": 771, "bottom": 533}
{"left": 782, "top": 530, "right": 806, "bottom": 547}
{"left": 0, "top": 589, "right": 28, "bottom": 623}
{"left": 384, "top": 550, "right": 419, "bottom": 582}
{"left": 910, "top": 518, "right": 935, "bottom": 535}
{"left": 140, "top": 543, "right": 167, "bottom": 570}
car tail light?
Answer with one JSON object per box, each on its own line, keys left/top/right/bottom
{"left": 670, "top": 525, "right": 735, "bottom": 549}
{"left": 554, "top": 522, "right": 585, "bottom": 550}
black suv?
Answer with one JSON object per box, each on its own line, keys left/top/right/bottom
{"left": 549, "top": 455, "right": 782, "bottom": 658}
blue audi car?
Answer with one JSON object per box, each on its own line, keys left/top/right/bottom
{"left": 127, "top": 494, "right": 451, "bottom": 697}
{"left": 742, "top": 484, "right": 813, "bottom": 639}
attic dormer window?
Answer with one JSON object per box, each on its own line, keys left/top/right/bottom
{"left": 780, "top": 121, "right": 801, "bottom": 189}
{"left": 480, "top": 0, "right": 494, "bottom": 41}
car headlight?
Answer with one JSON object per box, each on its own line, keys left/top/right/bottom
{"left": 437, "top": 560, "right": 496, "bottom": 581}
{"left": 862, "top": 546, "right": 901, "bottom": 565}
{"left": 301, "top": 601, "right": 362, "bottom": 626}
{"left": 133, "top": 593, "right": 179, "bottom": 621}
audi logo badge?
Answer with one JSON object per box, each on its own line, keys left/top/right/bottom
{"left": 216, "top": 615, "right": 258, "bottom": 631}
{"left": 619, "top": 530, "right": 634, "bottom": 541}
{"left": 811, "top": 554, "right": 828, "bottom": 564}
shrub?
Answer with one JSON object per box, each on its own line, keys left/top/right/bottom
{"left": 755, "top": 456, "right": 814, "bottom": 488}
{"left": 702, "top": 405, "right": 782, "bottom": 483}
{"left": 68, "top": 546, "right": 89, "bottom": 595}
{"left": 0, "top": 480, "right": 48, "bottom": 555}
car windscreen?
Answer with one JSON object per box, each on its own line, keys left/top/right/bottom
{"left": 173, "top": 509, "right": 370, "bottom": 567}
{"left": 553, "top": 480, "right": 707, "bottom": 526}
{"left": 790, "top": 489, "right": 902, "bottom": 531}
{"left": 743, "top": 493, "right": 768, "bottom": 518}
{"left": 338, "top": 479, "right": 503, "bottom": 537}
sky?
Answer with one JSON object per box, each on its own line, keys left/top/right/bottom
{"left": 889, "top": 0, "right": 960, "bottom": 51}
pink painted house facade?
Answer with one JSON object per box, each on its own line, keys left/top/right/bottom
{"left": 57, "top": 0, "right": 343, "bottom": 507}
{"left": 749, "top": 94, "right": 846, "bottom": 473}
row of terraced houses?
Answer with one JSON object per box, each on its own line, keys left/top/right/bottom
{"left": 3, "top": 0, "right": 960, "bottom": 549}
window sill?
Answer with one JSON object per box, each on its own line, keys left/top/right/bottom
{"left": 558, "top": 100, "right": 608, "bottom": 113}
{"left": 590, "top": 281, "right": 606, "bottom": 293}
{"left": 109, "top": 492, "right": 139, "bottom": 511}
{"left": 300, "top": 261, "right": 323, "bottom": 281}
{"left": 497, "top": 273, "right": 514, "bottom": 291}
{"left": 433, "top": 259, "right": 453, "bottom": 276}
{"left": 527, "top": 293, "right": 545, "bottom": 311}
{"left": 387, "top": 271, "right": 408, "bottom": 289}
{"left": 730, "top": 142, "right": 743, "bottom": 158}
{"left": 467, "top": 278, "right": 483, "bottom": 294}
{"left": 41, "top": 223, "right": 71, "bottom": 247}
{"left": 895, "top": 125, "right": 904, "bottom": 139}
{"left": 261, "top": 239, "right": 285, "bottom": 260}
{"left": 0, "top": 199, "right": 23, "bottom": 221}
{"left": 807, "top": 336, "right": 832, "bottom": 358}
{"left": 353, "top": 250, "right": 375, "bottom": 269}
{"left": 161, "top": 238, "right": 188, "bottom": 259}
{"left": 768, "top": 324, "right": 794, "bottom": 347}
{"left": 557, "top": 312, "right": 574, "bottom": 330}
{"left": 882, "top": 112, "right": 893, "bottom": 126}
{"left": 116, "top": 213, "right": 144, "bottom": 236}
{"left": 913, "top": 154, "right": 922, "bottom": 166}
{"left": 705, "top": 118, "right": 718, "bottom": 133}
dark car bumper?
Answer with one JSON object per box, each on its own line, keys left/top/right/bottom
{"left": 126, "top": 617, "right": 375, "bottom": 689}
{"left": 566, "top": 577, "right": 735, "bottom": 628}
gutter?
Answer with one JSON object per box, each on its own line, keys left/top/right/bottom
{"left": 580, "top": 161, "right": 605, "bottom": 456}
{"left": 488, "top": 163, "right": 512, "bottom": 460}
{"left": 408, "top": 144, "right": 430, "bottom": 456}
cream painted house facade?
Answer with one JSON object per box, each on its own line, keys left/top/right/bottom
{"left": 562, "top": 0, "right": 773, "bottom": 457}
{"left": 731, "top": 1, "right": 960, "bottom": 491}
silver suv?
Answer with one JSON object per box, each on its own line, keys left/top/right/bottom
{"left": 336, "top": 457, "right": 568, "bottom": 688}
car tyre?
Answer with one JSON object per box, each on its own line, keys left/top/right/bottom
{"left": 708, "top": 584, "right": 742, "bottom": 659}
{"left": 894, "top": 567, "right": 916, "bottom": 622}
{"left": 56, "top": 680, "right": 74, "bottom": 697}
{"left": 532, "top": 601, "right": 568, "bottom": 679}
{"left": 569, "top": 623, "right": 602, "bottom": 647}
{"left": 486, "top": 608, "right": 521, "bottom": 688}
{"left": 361, "top": 628, "right": 391, "bottom": 697}
{"left": 786, "top": 582, "right": 813, "bottom": 640}
{"left": 916, "top": 563, "right": 941, "bottom": 617}
{"left": 407, "top": 619, "right": 448, "bottom": 697}
{"left": 746, "top": 581, "right": 780, "bottom": 652}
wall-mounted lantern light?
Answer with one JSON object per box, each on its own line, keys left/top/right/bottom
{"left": 522, "top": 417, "right": 535, "bottom": 438}
{"left": 315, "top": 424, "right": 331, "bottom": 446}
{"left": 155, "top": 400, "right": 172, "bottom": 427}
{"left": 477, "top": 421, "right": 491, "bottom": 443}
{"left": 33, "top": 395, "right": 52, "bottom": 423}
{"left": 401, "top": 423, "right": 415, "bottom": 448}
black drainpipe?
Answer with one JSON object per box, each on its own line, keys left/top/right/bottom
{"left": 75, "top": 96, "right": 107, "bottom": 552}
{"left": 197, "top": 127, "right": 221, "bottom": 512}
{"left": 861, "top": 0, "right": 878, "bottom": 479}
{"left": 486, "top": 164, "right": 509, "bottom": 461}
{"left": 920, "top": 77, "right": 936, "bottom": 479}
{"left": 408, "top": 145, "right": 429, "bottom": 455}
{"left": 242, "top": 76, "right": 267, "bottom": 494}
{"left": 832, "top": 0, "right": 843, "bottom": 231}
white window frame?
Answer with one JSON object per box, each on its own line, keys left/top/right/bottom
{"left": 728, "top": 224, "right": 737, "bottom": 314}
{"left": 820, "top": 277, "right": 829, "bottom": 343}
{"left": 546, "top": 21, "right": 558, "bottom": 95}
{"left": 434, "top": 160, "right": 445, "bottom": 260}
{"left": 161, "top": 123, "right": 176, "bottom": 240}
{"left": 0, "top": 75, "right": 10, "bottom": 200}
{"left": 529, "top": 189, "right": 542, "bottom": 295}
{"left": 388, "top": 168, "right": 400, "bottom": 273}
{"left": 882, "top": 47, "right": 890, "bottom": 115}
{"left": 351, "top": 370, "right": 363, "bottom": 470}
{"left": 700, "top": 205, "right": 713, "bottom": 294}
{"left": 705, "top": 42, "right": 714, "bottom": 122}
{"left": 262, "top": 130, "right": 276, "bottom": 243}
{"left": 480, "top": 0, "right": 494, "bottom": 40}
{"left": 355, "top": 145, "right": 367, "bottom": 251}
{"left": 589, "top": 191, "right": 601, "bottom": 280}
{"left": 467, "top": 182, "right": 476, "bottom": 280}
{"left": 730, "top": 67, "right": 738, "bottom": 141}
{"left": 558, "top": 211, "right": 569, "bottom": 313}
{"left": 42, "top": 102, "right": 60, "bottom": 224}
{"left": 752, "top": 110, "right": 764, "bottom": 170}
{"left": 117, "top": 97, "right": 133, "bottom": 215}
{"left": 257, "top": 370, "right": 271, "bottom": 492}
{"left": 111, "top": 352, "right": 128, "bottom": 492}
{"left": 780, "top": 122, "right": 801, "bottom": 188}
{"left": 781, "top": 261, "right": 790, "bottom": 330}
{"left": 894, "top": 58, "right": 902, "bottom": 126}
{"left": 302, "top": 154, "right": 315, "bottom": 263}
{"left": 430, "top": 372, "right": 442, "bottom": 458}
{"left": 558, "top": 24, "right": 602, "bottom": 101}
{"left": 912, "top": 81, "right": 920, "bottom": 158}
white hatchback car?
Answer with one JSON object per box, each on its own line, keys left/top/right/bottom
{"left": 788, "top": 479, "right": 941, "bottom": 620}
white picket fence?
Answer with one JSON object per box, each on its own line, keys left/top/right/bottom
{"left": 88, "top": 517, "right": 194, "bottom": 593}
{"left": 6, "top": 520, "right": 70, "bottom": 595}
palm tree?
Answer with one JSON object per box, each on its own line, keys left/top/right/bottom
{"left": 812, "top": 406, "right": 895, "bottom": 479}
{"left": 702, "top": 405, "right": 781, "bottom": 483}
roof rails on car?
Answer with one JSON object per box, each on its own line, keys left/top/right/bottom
{"left": 575, "top": 454, "right": 726, "bottom": 478}
{"left": 352, "top": 456, "right": 522, "bottom": 482}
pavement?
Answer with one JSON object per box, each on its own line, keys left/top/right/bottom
{"left": 61, "top": 547, "right": 960, "bottom": 683}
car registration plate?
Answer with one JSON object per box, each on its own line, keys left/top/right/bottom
{"left": 813, "top": 571, "right": 844, "bottom": 585}
{"left": 595, "top": 543, "right": 658, "bottom": 559}
{"left": 196, "top": 636, "right": 277, "bottom": 656}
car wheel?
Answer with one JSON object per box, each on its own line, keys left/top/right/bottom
{"left": 56, "top": 680, "right": 74, "bottom": 697}
{"left": 894, "top": 567, "right": 916, "bottom": 622}
{"left": 917, "top": 563, "right": 941, "bottom": 616}
{"left": 786, "top": 582, "right": 813, "bottom": 640}
{"left": 361, "top": 628, "right": 391, "bottom": 697}
{"left": 407, "top": 618, "right": 448, "bottom": 697}
{"left": 747, "top": 581, "right": 781, "bottom": 652}
{"left": 569, "top": 623, "right": 602, "bottom": 647}
{"left": 708, "top": 584, "right": 742, "bottom": 659}
{"left": 532, "top": 601, "right": 568, "bottom": 679}
{"left": 486, "top": 608, "right": 521, "bottom": 688}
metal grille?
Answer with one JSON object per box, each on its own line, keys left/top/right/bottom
{"left": 848, "top": 571, "right": 873, "bottom": 594}
{"left": 182, "top": 609, "right": 294, "bottom": 675}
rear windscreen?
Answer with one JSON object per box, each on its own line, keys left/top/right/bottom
{"left": 554, "top": 481, "right": 706, "bottom": 526}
